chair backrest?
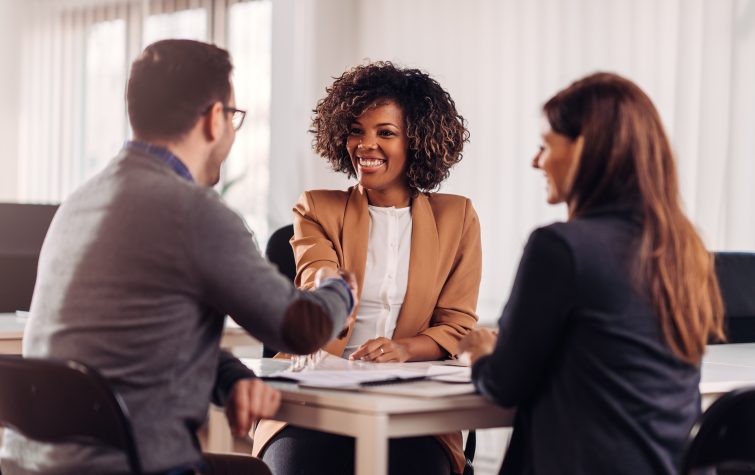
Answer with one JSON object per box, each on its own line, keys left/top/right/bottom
{"left": 714, "top": 252, "right": 755, "bottom": 343}
{"left": 263, "top": 224, "right": 295, "bottom": 357}
{"left": 265, "top": 224, "right": 296, "bottom": 281}
{"left": 0, "top": 203, "right": 58, "bottom": 312}
{"left": 680, "top": 386, "right": 755, "bottom": 474}
{"left": 0, "top": 356, "right": 143, "bottom": 474}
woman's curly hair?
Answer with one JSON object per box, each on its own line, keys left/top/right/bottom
{"left": 311, "top": 62, "right": 469, "bottom": 194}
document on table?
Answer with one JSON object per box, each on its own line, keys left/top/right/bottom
{"left": 359, "top": 380, "right": 476, "bottom": 398}
{"left": 267, "top": 354, "right": 471, "bottom": 389}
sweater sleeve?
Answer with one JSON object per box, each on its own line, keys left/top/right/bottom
{"left": 472, "top": 227, "right": 576, "bottom": 407}
{"left": 186, "top": 191, "right": 351, "bottom": 355}
{"left": 211, "top": 350, "right": 256, "bottom": 407}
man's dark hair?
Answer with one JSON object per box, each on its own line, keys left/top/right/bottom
{"left": 127, "top": 39, "right": 233, "bottom": 140}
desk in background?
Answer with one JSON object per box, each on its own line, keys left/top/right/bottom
{"left": 700, "top": 343, "right": 755, "bottom": 407}
{"left": 0, "top": 313, "right": 260, "bottom": 355}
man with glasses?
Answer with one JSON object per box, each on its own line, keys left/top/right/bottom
{"left": 0, "top": 39, "right": 356, "bottom": 475}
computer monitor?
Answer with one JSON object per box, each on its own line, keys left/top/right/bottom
{"left": 0, "top": 203, "right": 59, "bottom": 312}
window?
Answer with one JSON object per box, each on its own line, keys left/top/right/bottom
{"left": 83, "top": 19, "right": 127, "bottom": 186}
{"left": 143, "top": 8, "right": 207, "bottom": 47}
{"left": 16, "top": 0, "right": 272, "bottom": 240}
{"left": 223, "top": 0, "right": 272, "bottom": 240}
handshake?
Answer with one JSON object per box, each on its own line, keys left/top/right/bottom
{"left": 314, "top": 267, "right": 359, "bottom": 338}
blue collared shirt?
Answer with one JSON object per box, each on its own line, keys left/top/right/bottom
{"left": 125, "top": 140, "right": 194, "bottom": 182}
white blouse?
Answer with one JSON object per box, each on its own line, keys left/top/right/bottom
{"left": 342, "top": 205, "right": 412, "bottom": 359}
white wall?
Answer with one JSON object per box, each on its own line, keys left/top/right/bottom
{"left": 0, "top": 0, "right": 25, "bottom": 201}
{"left": 267, "top": 0, "right": 355, "bottom": 233}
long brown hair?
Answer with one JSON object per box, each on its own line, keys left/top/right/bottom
{"left": 543, "top": 72, "right": 724, "bottom": 364}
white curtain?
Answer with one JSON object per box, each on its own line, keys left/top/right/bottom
{"left": 270, "top": 0, "right": 755, "bottom": 324}
{"left": 12, "top": 0, "right": 272, "bottom": 241}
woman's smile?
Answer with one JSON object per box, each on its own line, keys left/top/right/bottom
{"left": 356, "top": 156, "right": 387, "bottom": 171}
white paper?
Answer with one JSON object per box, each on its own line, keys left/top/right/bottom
{"left": 426, "top": 365, "right": 472, "bottom": 383}
{"left": 269, "top": 354, "right": 430, "bottom": 388}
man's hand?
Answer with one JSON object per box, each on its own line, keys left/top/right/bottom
{"left": 458, "top": 328, "right": 498, "bottom": 366}
{"left": 315, "top": 267, "right": 360, "bottom": 336}
{"left": 225, "top": 378, "right": 281, "bottom": 437}
{"left": 349, "top": 337, "right": 410, "bottom": 363}
{"left": 315, "top": 268, "right": 359, "bottom": 297}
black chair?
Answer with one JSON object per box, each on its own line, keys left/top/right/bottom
{"left": 680, "top": 386, "right": 755, "bottom": 474}
{"left": 263, "top": 224, "right": 296, "bottom": 358}
{"left": 0, "top": 356, "right": 143, "bottom": 474}
{"left": 265, "top": 224, "right": 296, "bottom": 282}
{"left": 714, "top": 252, "right": 755, "bottom": 344}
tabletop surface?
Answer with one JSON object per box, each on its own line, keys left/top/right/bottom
{"left": 243, "top": 345, "right": 755, "bottom": 414}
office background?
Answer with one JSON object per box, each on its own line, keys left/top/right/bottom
{"left": 0, "top": 0, "right": 753, "bottom": 327}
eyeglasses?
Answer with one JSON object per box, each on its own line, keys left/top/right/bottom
{"left": 203, "top": 103, "right": 246, "bottom": 131}
{"left": 223, "top": 105, "right": 246, "bottom": 131}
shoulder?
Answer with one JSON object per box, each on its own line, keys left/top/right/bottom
{"left": 424, "top": 192, "right": 477, "bottom": 220}
{"left": 535, "top": 215, "right": 640, "bottom": 285}
{"left": 425, "top": 192, "right": 472, "bottom": 208}
{"left": 541, "top": 213, "right": 639, "bottom": 255}
{"left": 297, "top": 188, "right": 352, "bottom": 214}
{"left": 529, "top": 223, "right": 574, "bottom": 252}
{"left": 422, "top": 193, "right": 480, "bottom": 248}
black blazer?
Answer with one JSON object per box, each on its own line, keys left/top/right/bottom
{"left": 473, "top": 205, "right": 700, "bottom": 475}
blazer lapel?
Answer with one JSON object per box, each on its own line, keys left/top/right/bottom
{"left": 341, "top": 185, "right": 370, "bottom": 292}
{"left": 323, "top": 185, "right": 369, "bottom": 356}
{"left": 392, "top": 193, "right": 439, "bottom": 339}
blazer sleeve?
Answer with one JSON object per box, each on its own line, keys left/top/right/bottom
{"left": 211, "top": 349, "right": 255, "bottom": 406}
{"left": 420, "top": 198, "right": 482, "bottom": 357}
{"left": 292, "top": 191, "right": 340, "bottom": 290}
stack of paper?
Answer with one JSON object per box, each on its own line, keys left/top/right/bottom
{"left": 266, "top": 354, "right": 473, "bottom": 391}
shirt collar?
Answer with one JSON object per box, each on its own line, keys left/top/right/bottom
{"left": 124, "top": 140, "right": 194, "bottom": 182}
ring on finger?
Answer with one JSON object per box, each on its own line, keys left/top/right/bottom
{"left": 379, "top": 346, "right": 385, "bottom": 354}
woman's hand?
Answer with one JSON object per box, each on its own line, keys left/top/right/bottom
{"left": 458, "top": 328, "right": 498, "bottom": 366}
{"left": 350, "top": 337, "right": 410, "bottom": 363}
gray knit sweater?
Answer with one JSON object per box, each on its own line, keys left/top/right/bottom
{"left": 0, "top": 149, "right": 350, "bottom": 474}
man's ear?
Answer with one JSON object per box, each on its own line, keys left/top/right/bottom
{"left": 203, "top": 101, "right": 224, "bottom": 142}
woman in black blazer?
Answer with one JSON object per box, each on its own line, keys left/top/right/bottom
{"left": 460, "top": 72, "right": 725, "bottom": 475}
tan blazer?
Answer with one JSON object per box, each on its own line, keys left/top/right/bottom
{"left": 253, "top": 185, "right": 482, "bottom": 474}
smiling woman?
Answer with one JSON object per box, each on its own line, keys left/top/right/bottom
{"left": 253, "top": 62, "right": 481, "bottom": 475}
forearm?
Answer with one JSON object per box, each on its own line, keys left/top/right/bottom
{"left": 395, "top": 334, "right": 446, "bottom": 361}
{"left": 212, "top": 350, "right": 255, "bottom": 406}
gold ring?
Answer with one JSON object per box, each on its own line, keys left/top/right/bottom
{"left": 379, "top": 347, "right": 385, "bottom": 354}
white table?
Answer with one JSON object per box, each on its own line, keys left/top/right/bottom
{"left": 238, "top": 358, "right": 513, "bottom": 475}
{"left": 700, "top": 343, "right": 755, "bottom": 407}
{"left": 0, "top": 314, "right": 28, "bottom": 354}
{"left": 233, "top": 344, "right": 755, "bottom": 475}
